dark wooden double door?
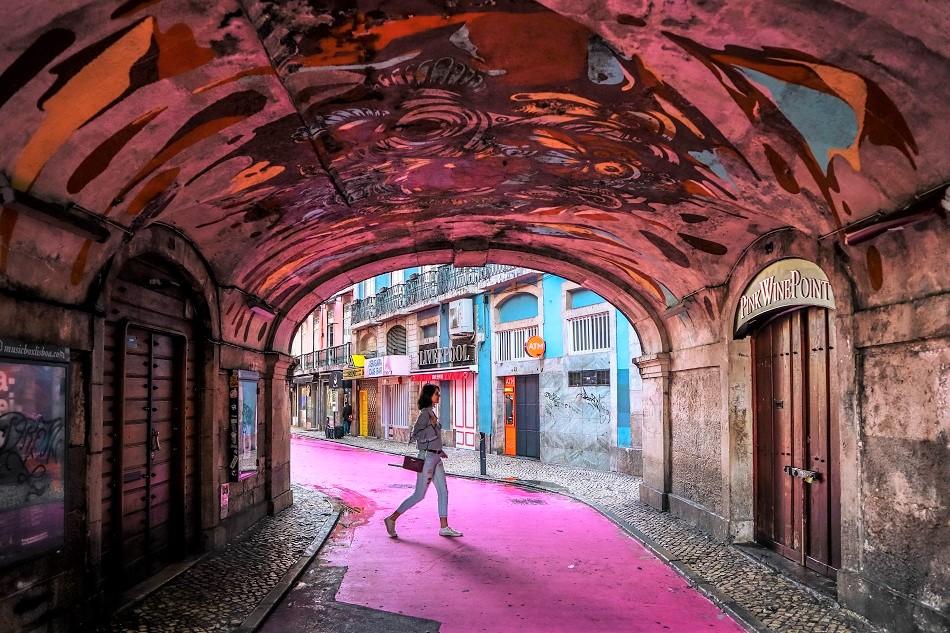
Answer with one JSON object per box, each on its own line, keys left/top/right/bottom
{"left": 514, "top": 375, "right": 540, "bottom": 459}
{"left": 103, "top": 258, "right": 200, "bottom": 587}
{"left": 753, "top": 307, "right": 840, "bottom": 577}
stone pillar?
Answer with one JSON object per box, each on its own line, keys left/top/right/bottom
{"left": 264, "top": 352, "right": 294, "bottom": 515}
{"left": 634, "top": 353, "right": 671, "bottom": 510}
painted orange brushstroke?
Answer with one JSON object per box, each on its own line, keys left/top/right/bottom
{"left": 116, "top": 115, "right": 247, "bottom": 205}
{"left": 228, "top": 161, "right": 285, "bottom": 194}
{"left": 299, "top": 13, "right": 491, "bottom": 67}
{"left": 127, "top": 167, "right": 179, "bottom": 215}
{"left": 70, "top": 241, "right": 93, "bottom": 286}
{"left": 156, "top": 23, "right": 215, "bottom": 79}
{"left": 12, "top": 17, "right": 155, "bottom": 191}
{"left": 193, "top": 66, "right": 274, "bottom": 94}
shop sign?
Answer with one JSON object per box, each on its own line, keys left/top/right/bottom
{"left": 343, "top": 367, "right": 364, "bottom": 379}
{"left": 329, "top": 370, "right": 344, "bottom": 389}
{"left": 735, "top": 259, "right": 835, "bottom": 337}
{"left": 0, "top": 339, "right": 68, "bottom": 566}
{"left": 229, "top": 370, "right": 259, "bottom": 482}
{"left": 416, "top": 344, "right": 476, "bottom": 367}
{"left": 504, "top": 376, "right": 515, "bottom": 393}
{"left": 410, "top": 369, "right": 476, "bottom": 382}
{"left": 524, "top": 336, "right": 546, "bottom": 358}
{"left": 364, "top": 355, "right": 410, "bottom": 378}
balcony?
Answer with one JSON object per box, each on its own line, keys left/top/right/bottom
{"left": 295, "top": 342, "right": 352, "bottom": 374}
{"left": 349, "top": 264, "right": 531, "bottom": 325}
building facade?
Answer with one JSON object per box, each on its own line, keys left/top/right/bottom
{"left": 338, "top": 265, "right": 646, "bottom": 477}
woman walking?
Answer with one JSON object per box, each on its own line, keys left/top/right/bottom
{"left": 384, "top": 384, "right": 463, "bottom": 538}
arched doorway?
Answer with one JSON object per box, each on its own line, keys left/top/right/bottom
{"left": 738, "top": 259, "right": 841, "bottom": 577}
{"left": 100, "top": 254, "right": 207, "bottom": 588}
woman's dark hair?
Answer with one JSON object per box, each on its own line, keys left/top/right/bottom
{"left": 418, "top": 383, "right": 439, "bottom": 410}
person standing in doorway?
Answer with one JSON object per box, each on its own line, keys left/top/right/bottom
{"left": 384, "top": 384, "right": 463, "bottom": 538}
{"left": 341, "top": 402, "right": 353, "bottom": 436}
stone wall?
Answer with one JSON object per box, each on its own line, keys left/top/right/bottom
{"left": 539, "top": 353, "right": 613, "bottom": 470}
{"left": 669, "top": 367, "right": 725, "bottom": 536}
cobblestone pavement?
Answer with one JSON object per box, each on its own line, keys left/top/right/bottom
{"left": 298, "top": 431, "right": 877, "bottom": 633}
{"left": 100, "top": 485, "right": 335, "bottom": 633}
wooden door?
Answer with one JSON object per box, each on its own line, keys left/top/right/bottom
{"left": 515, "top": 375, "right": 540, "bottom": 459}
{"left": 753, "top": 307, "right": 839, "bottom": 576}
{"left": 102, "top": 257, "right": 200, "bottom": 588}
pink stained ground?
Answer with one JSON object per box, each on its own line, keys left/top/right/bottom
{"left": 291, "top": 436, "right": 742, "bottom": 633}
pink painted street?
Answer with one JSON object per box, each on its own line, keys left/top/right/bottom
{"left": 262, "top": 436, "right": 743, "bottom": 633}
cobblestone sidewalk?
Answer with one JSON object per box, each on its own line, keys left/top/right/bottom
{"left": 100, "top": 485, "right": 335, "bottom": 633}
{"left": 298, "top": 431, "right": 877, "bottom": 633}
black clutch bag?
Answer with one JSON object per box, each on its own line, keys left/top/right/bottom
{"left": 401, "top": 455, "right": 424, "bottom": 472}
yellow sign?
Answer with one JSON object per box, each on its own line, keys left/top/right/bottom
{"left": 359, "top": 390, "right": 369, "bottom": 436}
{"left": 524, "top": 336, "right": 546, "bottom": 358}
{"left": 343, "top": 367, "right": 364, "bottom": 379}
{"left": 352, "top": 354, "right": 366, "bottom": 367}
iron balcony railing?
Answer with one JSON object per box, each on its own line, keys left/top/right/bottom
{"left": 295, "top": 342, "right": 352, "bottom": 374}
{"left": 350, "top": 264, "right": 528, "bottom": 324}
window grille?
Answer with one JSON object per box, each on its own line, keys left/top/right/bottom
{"left": 568, "top": 370, "right": 610, "bottom": 387}
{"left": 496, "top": 326, "right": 539, "bottom": 362}
{"left": 568, "top": 312, "right": 610, "bottom": 353}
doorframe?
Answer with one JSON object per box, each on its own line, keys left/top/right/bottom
{"left": 112, "top": 319, "right": 194, "bottom": 582}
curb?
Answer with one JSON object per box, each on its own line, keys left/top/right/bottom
{"left": 293, "top": 432, "right": 769, "bottom": 632}
{"left": 235, "top": 500, "right": 343, "bottom": 633}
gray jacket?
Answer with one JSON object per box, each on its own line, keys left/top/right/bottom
{"left": 410, "top": 407, "right": 443, "bottom": 452}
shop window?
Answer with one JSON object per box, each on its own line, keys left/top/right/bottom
{"left": 420, "top": 323, "right": 438, "bottom": 340}
{"left": 386, "top": 325, "right": 407, "bottom": 355}
{"left": 496, "top": 325, "right": 539, "bottom": 362}
{"left": 568, "top": 370, "right": 610, "bottom": 387}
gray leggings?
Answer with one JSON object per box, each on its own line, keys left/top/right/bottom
{"left": 396, "top": 451, "right": 448, "bottom": 517}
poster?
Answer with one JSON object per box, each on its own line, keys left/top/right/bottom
{"left": 229, "top": 370, "right": 259, "bottom": 481}
{"left": 0, "top": 342, "right": 67, "bottom": 567}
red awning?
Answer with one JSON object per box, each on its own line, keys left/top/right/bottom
{"left": 410, "top": 370, "right": 475, "bottom": 382}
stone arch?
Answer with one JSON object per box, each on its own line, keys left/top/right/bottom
{"left": 93, "top": 224, "right": 222, "bottom": 342}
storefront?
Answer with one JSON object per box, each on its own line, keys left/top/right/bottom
{"left": 364, "top": 355, "right": 411, "bottom": 441}
{"left": 412, "top": 339, "right": 479, "bottom": 449}
{"left": 410, "top": 369, "right": 478, "bottom": 449}
{"left": 735, "top": 258, "right": 840, "bottom": 578}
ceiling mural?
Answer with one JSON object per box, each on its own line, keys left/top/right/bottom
{"left": 0, "top": 0, "right": 941, "bottom": 348}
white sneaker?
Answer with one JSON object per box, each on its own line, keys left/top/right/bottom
{"left": 384, "top": 517, "right": 398, "bottom": 538}
{"left": 439, "top": 526, "right": 463, "bottom": 537}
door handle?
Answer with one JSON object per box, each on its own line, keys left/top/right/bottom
{"left": 151, "top": 429, "right": 161, "bottom": 453}
{"left": 783, "top": 465, "right": 820, "bottom": 483}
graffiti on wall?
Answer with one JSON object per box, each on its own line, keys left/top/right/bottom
{"left": 543, "top": 387, "right": 610, "bottom": 425}
{"left": 0, "top": 359, "right": 66, "bottom": 566}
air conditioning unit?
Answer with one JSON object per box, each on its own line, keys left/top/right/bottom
{"left": 448, "top": 298, "right": 474, "bottom": 335}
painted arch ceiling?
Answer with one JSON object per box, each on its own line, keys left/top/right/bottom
{"left": 0, "top": 0, "right": 947, "bottom": 347}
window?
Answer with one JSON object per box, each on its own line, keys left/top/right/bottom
{"left": 326, "top": 323, "right": 335, "bottom": 348}
{"left": 568, "top": 370, "right": 610, "bottom": 387}
{"left": 496, "top": 325, "right": 539, "bottom": 362}
{"left": 386, "top": 325, "right": 407, "bottom": 355}
{"left": 420, "top": 323, "right": 438, "bottom": 340}
{"left": 568, "top": 288, "right": 607, "bottom": 310}
{"left": 569, "top": 312, "right": 609, "bottom": 353}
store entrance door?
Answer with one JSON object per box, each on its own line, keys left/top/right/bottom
{"left": 753, "top": 307, "right": 840, "bottom": 577}
{"left": 514, "top": 375, "right": 540, "bottom": 459}
{"left": 452, "top": 374, "right": 477, "bottom": 449}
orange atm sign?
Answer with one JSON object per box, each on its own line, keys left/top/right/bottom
{"left": 524, "top": 336, "right": 546, "bottom": 358}
{"left": 504, "top": 376, "right": 515, "bottom": 393}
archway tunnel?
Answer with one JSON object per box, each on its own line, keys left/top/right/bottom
{"left": 0, "top": 1, "right": 947, "bottom": 631}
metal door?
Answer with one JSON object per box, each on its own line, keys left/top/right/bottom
{"left": 753, "top": 307, "right": 839, "bottom": 577}
{"left": 515, "top": 375, "right": 540, "bottom": 458}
